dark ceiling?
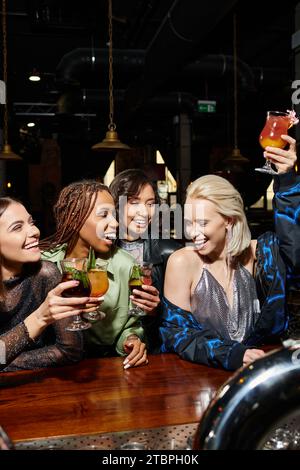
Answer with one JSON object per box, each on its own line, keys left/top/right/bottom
{"left": 1, "top": 0, "right": 299, "bottom": 204}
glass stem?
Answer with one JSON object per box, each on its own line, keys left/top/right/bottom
{"left": 73, "top": 315, "right": 83, "bottom": 324}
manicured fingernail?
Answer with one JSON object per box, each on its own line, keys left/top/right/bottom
{"left": 124, "top": 364, "right": 131, "bottom": 370}
{"left": 123, "top": 358, "right": 128, "bottom": 365}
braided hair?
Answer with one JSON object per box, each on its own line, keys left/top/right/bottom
{"left": 40, "top": 180, "right": 110, "bottom": 253}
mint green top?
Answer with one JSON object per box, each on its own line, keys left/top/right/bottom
{"left": 42, "top": 244, "right": 144, "bottom": 355}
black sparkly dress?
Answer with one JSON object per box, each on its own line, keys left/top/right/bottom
{"left": 0, "top": 260, "right": 83, "bottom": 372}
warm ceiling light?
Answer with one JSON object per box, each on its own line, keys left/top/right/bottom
{"left": 29, "top": 68, "right": 41, "bottom": 82}
{"left": 27, "top": 122, "right": 35, "bottom": 127}
{"left": 92, "top": 0, "right": 130, "bottom": 152}
{"left": 0, "top": 0, "right": 22, "bottom": 161}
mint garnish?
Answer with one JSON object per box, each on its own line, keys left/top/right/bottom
{"left": 131, "top": 265, "right": 143, "bottom": 280}
{"left": 64, "top": 266, "right": 90, "bottom": 289}
{"left": 88, "top": 247, "right": 96, "bottom": 270}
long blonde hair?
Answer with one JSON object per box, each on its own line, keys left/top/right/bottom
{"left": 186, "top": 175, "right": 251, "bottom": 258}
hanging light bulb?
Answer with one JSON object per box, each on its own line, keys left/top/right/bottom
{"left": 92, "top": 0, "right": 130, "bottom": 152}
{"left": 29, "top": 68, "right": 41, "bottom": 82}
{"left": 0, "top": 0, "right": 22, "bottom": 161}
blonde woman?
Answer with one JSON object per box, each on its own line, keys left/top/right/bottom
{"left": 161, "top": 145, "right": 300, "bottom": 370}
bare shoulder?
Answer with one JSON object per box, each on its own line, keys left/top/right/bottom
{"left": 167, "top": 246, "right": 200, "bottom": 269}
{"left": 164, "top": 247, "right": 198, "bottom": 309}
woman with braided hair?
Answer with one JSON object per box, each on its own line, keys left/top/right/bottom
{"left": 41, "top": 180, "right": 148, "bottom": 369}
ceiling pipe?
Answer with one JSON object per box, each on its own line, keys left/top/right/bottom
{"left": 182, "top": 55, "right": 256, "bottom": 91}
{"left": 55, "top": 39, "right": 291, "bottom": 98}
{"left": 56, "top": 48, "right": 145, "bottom": 86}
{"left": 55, "top": 50, "right": 256, "bottom": 97}
{"left": 55, "top": 49, "right": 289, "bottom": 114}
{"left": 57, "top": 61, "right": 290, "bottom": 116}
{"left": 124, "top": 0, "right": 239, "bottom": 115}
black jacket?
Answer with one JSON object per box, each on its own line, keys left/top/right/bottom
{"left": 160, "top": 172, "right": 300, "bottom": 370}
{"left": 142, "top": 237, "right": 182, "bottom": 352}
{"left": 143, "top": 238, "right": 182, "bottom": 296}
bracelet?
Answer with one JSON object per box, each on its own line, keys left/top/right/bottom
{"left": 126, "top": 334, "right": 139, "bottom": 341}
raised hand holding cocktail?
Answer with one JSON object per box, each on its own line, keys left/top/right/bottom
{"left": 255, "top": 110, "right": 299, "bottom": 175}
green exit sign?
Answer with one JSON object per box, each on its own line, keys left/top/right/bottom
{"left": 197, "top": 100, "right": 216, "bottom": 113}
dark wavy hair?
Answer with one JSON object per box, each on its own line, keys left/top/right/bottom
{"left": 109, "top": 169, "right": 159, "bottom": 214}
{"left": 0, "top": 197, "right": 23, "bottom": 297}
{"left": 0, "top": 197, "right": 22, "bottom": 217}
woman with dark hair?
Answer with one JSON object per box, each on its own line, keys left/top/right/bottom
{"left": 41, "top": 180, "right": 148, "bottom": 369}
{"left": 109, "top": 169, "right": 182, "bottom": 351}
{"left": 0, "top": 197, "right": 98, "bottom": 372}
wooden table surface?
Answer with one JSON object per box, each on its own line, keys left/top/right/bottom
{"left": 0, "top": 353, "right": 232, "bottom": 442}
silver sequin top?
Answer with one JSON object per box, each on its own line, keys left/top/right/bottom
{"left": 191, "top": 264, "right": 260, "bottom": 342}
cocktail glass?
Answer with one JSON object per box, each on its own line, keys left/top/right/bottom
{"left": 60, "top": 258, "right": 91, "bottom": 331}
{"left": 83, "top": 259, "right": 109, "bottom": 322}
{"left": 128, "top": 263, "right": 153, "bottom": 317}
{"left": 255, "top": 110, "right": 299, "bottom": 175}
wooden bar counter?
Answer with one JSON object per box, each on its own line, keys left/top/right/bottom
{"left": 0, "top": 354, "right": 231, "bottom": 442}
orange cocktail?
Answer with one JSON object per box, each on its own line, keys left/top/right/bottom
{"left": 256, "top": 109, "right": 299, "bottom": 175}
{"left": 88, "top": 269, "right": 109, "bottom": 297}
{"left": 259, "top": 111, "right": 291, "bottom": 150}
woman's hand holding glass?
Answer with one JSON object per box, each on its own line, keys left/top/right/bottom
{"left": 59, "top": 257, "right": 101, "bottom": 331}
{"left": 130, "top": 284, "right": 160, "bottom": 314}
{"left": 129, "top": 263, "right": 160, "bottom": 316}
{"left": 34, "top": 279, "right": 102, "bottom": 329}
{"left": 255, "top": 110, "right": 299, "bottom": 175}
{"left": 122, "top": 334, "right": 148, "bottom": 369}
{"left": 263, "top": 135, "right": 297, "bottom": 174}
